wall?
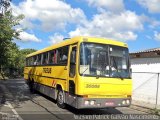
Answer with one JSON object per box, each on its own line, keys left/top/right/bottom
{"left": 131, "top": 57, "right": 160, "bottom": 108}
{"left": 131, "top": 57, "right": 160, "bottom": 73}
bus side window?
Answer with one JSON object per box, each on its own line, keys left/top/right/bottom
{"left": 49, "top": 50, "right": 53, "bottom": 64}
{"left": 26, "top": 58, "right": 28, "bottom": 66}
{"left": 37, "top": 54, "right": 41, "bottom": 65}
{"left": 30, "top": 57, "right": 32, "bottom": 65}
{"left": 34, "top": 55, "right": 37, "bottom": 65}
{"left": 42, "top": 52, "right": 49, "bottom": 65}
{"left": 27, "top": 58, "right": 29, "bottom": 66}
{"left": 31, "top": 57, "right": 34, "bottom": 65}
{"left": 57, "top": 50, "right": 60, "bottom": 64}
{"left": 28, "top": 57, "right": 33, "bottom": 66}
{"left": 49, "top": 50, "right": 57, "bottom": 64}
{"left": 57, "top": 46, "right": 68, "bottom": 64}
{"left": 54, "top": 50, "right": 57, "bottom": 64}
{"left": 34, "top": 54, "right": 40, "bottom": 65}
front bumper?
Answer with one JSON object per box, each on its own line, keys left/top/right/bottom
{"left": 66, "top": 94, "right": 131, "bottom": 109}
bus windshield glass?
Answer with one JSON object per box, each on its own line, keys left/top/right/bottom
{"left": 80, "top": 43, "right": 130, "bottom": 78}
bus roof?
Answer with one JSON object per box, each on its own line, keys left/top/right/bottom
{"left": 26, "top": 36, "right": 128, "bottom": 58}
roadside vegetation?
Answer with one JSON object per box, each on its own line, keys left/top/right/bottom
{"left": 0, "top": 0, "right": 36, "bottom": 79}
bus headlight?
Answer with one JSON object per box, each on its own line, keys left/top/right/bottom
{"left": 84, "top": 100, "right": 89, "bottom": 105}
{"left": 90, "top": 100, "right": 95, "bottom": 105}
{"left": 122, "top": 100, "right": 130, "bottom": 105}
{"left": 126, "top": 100, "right": 130, "bottom": 104}
{"left": 122, "top": 100, "right": 126, "bottom": 105}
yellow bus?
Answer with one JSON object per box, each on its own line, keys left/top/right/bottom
{"left": 24, "top": 36, "right": 132, "bottom": 109}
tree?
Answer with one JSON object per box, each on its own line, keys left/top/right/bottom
{"left": 0, "top": 0, "right": 11, "bottom": 15}
{"left": 7, "top": 48, "right": 36, "bottom": 77}
{"left": 16, "top": 49, "right": 36, "bottom": 70}
{"left": 0, "top": 0, "right": 24, "bottom": 78}
{"left": 1, "top": 47, "right": 36, "bottom": 78}
{"left": 0, "top": 11, "right": 24, "bottom": 65}
{"left": 0, "top": 0, "right": 24, "bottom": 66}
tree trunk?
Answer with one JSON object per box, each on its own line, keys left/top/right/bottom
{"left": 0, "top": 65, "right": 5, "bottom": 80}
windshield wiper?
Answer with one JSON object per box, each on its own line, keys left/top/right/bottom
{"left": 112, "top": 57, "right": 123, "bottom": 80}
{"left": 82, "top": 67, "right": 88, "bottom": 75}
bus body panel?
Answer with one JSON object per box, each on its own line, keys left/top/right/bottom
{"left": 24, "top": 66, "right": 68, "bottom": 91}
{"left": 76, "top": 76, "right": 132, "bottom": 98}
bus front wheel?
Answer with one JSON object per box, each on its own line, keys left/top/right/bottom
{"left": 57, "top": 90, "right": 65, "bottom": 109}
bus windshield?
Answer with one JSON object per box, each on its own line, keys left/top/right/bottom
{"left": 80, "top": 43, "right": 130, "bottom": 78}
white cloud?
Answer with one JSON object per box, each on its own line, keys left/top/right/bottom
{"left": 154, "top": 31, "right": 160, "bottom": 41}
{"left": 137, "top": 0, "right": 160, "bottom": 13}
{"left": 19, "top": 32, "right": 41, "bottom": 42}
{"left": 69, "top": 11, "right": 143, "bottom": 41}
{"left": 11, "top": 0, "right": 150, "bottom": 43}
{"left": 87, "top": 0, "right": 125, "bottom": 13}
{"left": 149, "top": 20, "right": 160, "bottom": 28}
{"left": 49, "top": 33, "right": 64, "bottom": 44}
{"left": 12, "top": 0, "right": 86, "bottom": 31}
{"left": 137, "top": 14, "right": 160, "bottom": 28}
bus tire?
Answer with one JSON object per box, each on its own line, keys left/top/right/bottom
{"left": 57, "top": 89, "right": 65, "bottom": 109}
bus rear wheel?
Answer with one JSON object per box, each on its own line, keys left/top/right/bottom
{"left": 57, "top": 90, "right": 65, "bottom": 109}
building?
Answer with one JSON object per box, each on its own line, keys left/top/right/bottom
{"left": 130, "top": 48, "right": 160, "bottom": 108}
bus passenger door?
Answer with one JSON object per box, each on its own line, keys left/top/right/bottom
{"left": 68, "top": 45, "right": 77, "bottom": 96}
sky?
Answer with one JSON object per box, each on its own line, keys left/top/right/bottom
{"left": 11, "top": 0, "right": 160, "bottom": 52}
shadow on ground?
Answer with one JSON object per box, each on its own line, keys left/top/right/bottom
{"left": 0, "top": 79, "right": 38, "bottom": 108}
{"left": 0, "top": 79, "right": 122, "bottom": 115}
